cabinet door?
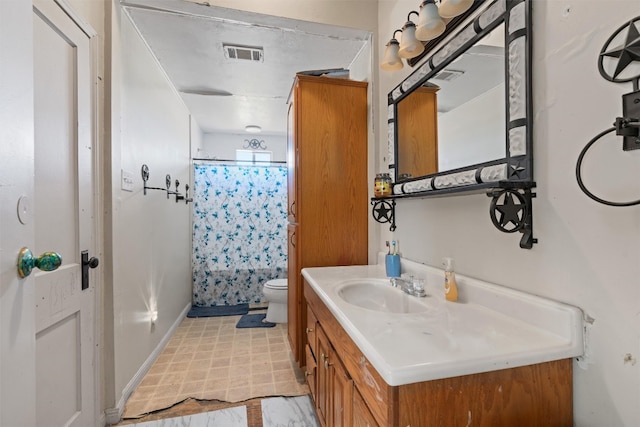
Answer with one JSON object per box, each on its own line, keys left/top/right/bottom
{"left": 331, "top": 356, "right": 353, "bottom": 427}
{"left": 306, "top": 306, "right": 318, "bottom": 357}
{"left": 316, "top": 326, "right": 331, "bottom": 427}
{"left": 287, "top": 224, "right": 300, "bottom": 362}
{"left": 396, "top": 85, "right": 439, "bottom": 178}
{"left": 352, "top": 388, "right": 379, "bottom": 427}
{"left": 286, "top": 98, "right": 297, "bottom": 223}
{"left": 305, "top": 345, "right": 317, "bottom": 404}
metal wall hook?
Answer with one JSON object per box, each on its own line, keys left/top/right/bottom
{"left": 184, "top": 183, "right": 193, "bottom": 204}
{"left": 140, "top": 164, "right": 191, "bottom": 205}
{"left": 141, "top": 164, "right": 169, "bottom": 195}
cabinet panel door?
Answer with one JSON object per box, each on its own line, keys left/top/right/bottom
{"left": 286, "top": 100, "right": 297, "bottom": 223}
{"left": 287, "top": 224, "right": 300, "bottom": 362}
{"left": 332, "top": 356, "right": 354, "bottom": 427}
{"left": 317, "top": 326, "right": 331, "bottom": 427}
{"left": 305, "top": 344, "right": 317, "bottom": 404}
{"left": 353, "top": 388, "right": 379, "bottom": 427}
{"left": 306, "top": 307, "right": 318, "bottom": 358}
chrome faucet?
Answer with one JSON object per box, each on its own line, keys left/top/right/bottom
{"left": 390, "top": 276, "right": 427, "bottom": 297}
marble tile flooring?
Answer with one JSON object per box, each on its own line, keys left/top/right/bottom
{"left": 118, "top": 396, "right": 318, "bottom": 427}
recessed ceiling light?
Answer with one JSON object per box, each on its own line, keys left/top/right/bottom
{"left": 245, "top": 125, "right": 262, "bottom": 133}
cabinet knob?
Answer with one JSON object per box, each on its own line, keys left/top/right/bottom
{"left": 305, "top": 370, "right": 313, "bottom": 377}
{"left": 306, "top": 327, "right": 314, "bottom": 334}
{"left": 324, "top": 359, "right": 332, "bottom": 369}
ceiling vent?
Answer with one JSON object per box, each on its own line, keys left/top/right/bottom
{"left": 223, "top": 44, "right": 264, "bottom": 62}
{"left": 433, "top": 69, "right": 464, "bottom": 82}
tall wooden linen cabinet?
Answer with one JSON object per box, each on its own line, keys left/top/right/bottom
{"left": 287, "top": 74, "right": 368, "bottom": 365}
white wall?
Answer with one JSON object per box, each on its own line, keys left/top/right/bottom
{"left": 201, "top": 131, "right": 287, "bottom": 162}
{"left": 377, "top": 1, "right": 640, "bottom": 425}
{"left": 107, "top": 4, "right": 193, "bottom": 412}
{"left": 438, "top": 84, "right": 505, "bottom": 171}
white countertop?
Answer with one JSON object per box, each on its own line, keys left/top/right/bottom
{"left": 301, "top": 259, "right": 584, "bottom": 386}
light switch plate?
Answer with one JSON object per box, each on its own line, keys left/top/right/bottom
{"left": 121, "top": 169, "right": 134, "bottom": 192}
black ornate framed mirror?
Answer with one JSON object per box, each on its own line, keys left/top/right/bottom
{"left": 373, "top": 0, "right": 536, "bottom": 248}
{"left": 387, "top": 0, "right": 532, "bottom": 196}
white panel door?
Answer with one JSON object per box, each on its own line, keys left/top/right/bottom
{"left": 33, "top": 1, "right": 97, "bottom": 426}
{"left": 0, "top": 1, "right": 37, "bottom": 425}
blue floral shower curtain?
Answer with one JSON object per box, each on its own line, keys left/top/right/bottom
{"left": 192, "top": 163, "right": 288, "bottom": 306}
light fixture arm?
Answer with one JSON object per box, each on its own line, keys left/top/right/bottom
{"left": 407, "top": 10, "right": 419, "bottom": 22}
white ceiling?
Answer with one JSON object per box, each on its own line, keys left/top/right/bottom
{"left": 122, "top": 0, "right": 370, "bottom": 135}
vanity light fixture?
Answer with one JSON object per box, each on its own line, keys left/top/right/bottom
{"left": 381, "top": 0, "right": 476, "bottom": 71}
{"left": 398, "top": 12, "right": 425, "bottom": 59}
{"left": 245, "top": 125, "right": 262, "bottom": 133}
{"left": 415, "top": 0, "right": 446, "bottom": 41}
{"left": 437, "top": 0, "right": 474, "bottom": 19}
{"left": 381, "top": 29, "right": 404, "bottom": 71}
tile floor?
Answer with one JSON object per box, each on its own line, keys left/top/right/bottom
{"left": 118, "top": 395, "right": 319, "bottom": 427}
{"left": 120, "top": 311, "right": 310, "bottom": 419}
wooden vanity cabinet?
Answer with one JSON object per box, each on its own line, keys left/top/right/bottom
{"left": 304, "top": 279, "right": 574, "bottom": 427}
{"left": 309, "top": 312, "right": 354, "bottom": 427}
{"left": 286, "top": 74, "right": 369, "bottom": 364}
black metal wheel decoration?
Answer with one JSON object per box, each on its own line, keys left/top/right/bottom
{"left": 487, "top": 184, "right": 537, "bottom": 249}
{"left": 489, "top": 189, "right": 527, "bottom": 233}
{"left": 371, "top": 199, "right": 396, "bottom": 232}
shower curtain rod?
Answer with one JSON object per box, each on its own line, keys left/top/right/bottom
{"left": 193, "top": 158, "right": 286, "bottom": 165}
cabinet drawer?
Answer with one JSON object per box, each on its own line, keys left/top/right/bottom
{"left": 305, "top": 344, "right": 317, "bottom": 402}
{"left": 306, "top": 307, "right": 318, "bottom": 358}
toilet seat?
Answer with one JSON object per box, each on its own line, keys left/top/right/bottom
{"left": 264, "top": 279, "right": 287, "bottom": 290}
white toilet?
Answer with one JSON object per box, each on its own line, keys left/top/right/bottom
{"left": 263, "top": 278, "right": 288, "bottom": 323}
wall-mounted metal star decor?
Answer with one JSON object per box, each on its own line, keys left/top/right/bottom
{"left": 599, "top": 17, "right": 640, "bottom": 84}
{"left": 487, "top": 184, "right": 537, "bottom": 249}
{"left": 509, "top": 161, "right": 526, "bottom": 179}
{"left": 371, "top": 199, "right": 396, "bottom": 231}
{"left": 490, "top": 190, "right": 526, "bottom": 232}
{"left": 243, "top": 138, "right": 267, "bottom": 150}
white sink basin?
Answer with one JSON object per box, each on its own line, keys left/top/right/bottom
{"left": 337, "top": 279, "right": 429, "bottom": 314}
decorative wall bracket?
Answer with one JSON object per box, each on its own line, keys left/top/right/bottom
{"left": 575, "top": 16, "right": 640, "bottom": 207}
{"left": 371, "top": 199, "right": 396, "bottom": 231}
{"left": 141, "top": 164, "right": 192, "bottom": 204}
{"left": 243, "top": 138, "right": 267, "bottom": 150}
{"left": 487, "top": 182, "right": 537, "bottom": 249}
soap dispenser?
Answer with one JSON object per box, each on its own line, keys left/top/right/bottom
{"left": 443, "top": 257, "right": 458, "bottom": 302}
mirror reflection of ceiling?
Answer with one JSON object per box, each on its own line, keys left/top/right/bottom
{"left": 121, "top": 0, "right": 369, "bottom": 135}
{"left": 433, "top": 24, "right": 504, "bottom": 114}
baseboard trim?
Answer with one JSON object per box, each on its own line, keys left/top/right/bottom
{"left": 104, "top": 302, "right": 191, "bottom": 425}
